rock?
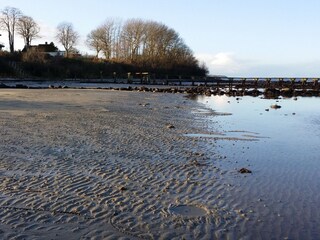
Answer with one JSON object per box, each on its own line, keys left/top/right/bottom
{"left": 237, "top": 209, "right": 244, "bottom": 214}
{"left": 239, "top": 168, "right": 252, "bottom": 174}
{"left": 119, "top": 186, "right": 128, "bottom": 191}
{"left": 166, "top": 124, "right": 175, "bottom": 129}
{"left": 191, "top": 159, "right": 205, "bottom": 167}
{"left": 139, "top": 103, "right": 150, "bottom": 107}
{"left": 270, "top": 104, "right": 281, "bottom": 109}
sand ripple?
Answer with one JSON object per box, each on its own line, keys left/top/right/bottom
{"left": 1, "top": 89, "right": 317, "bottom": 239}
{"left": 0, "top": 89, "right": 236, "bottom": 239}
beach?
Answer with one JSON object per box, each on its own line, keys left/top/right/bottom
{"left": 0, "top": 89, "right": 228, "bottom": 239}
{"left": 0, "top": 89, "right": 319, "bottom": 239}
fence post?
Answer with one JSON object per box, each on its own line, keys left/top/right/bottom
{"left": 127, "top": 72, "right": 131, "bottom": 84}
{"left": 313, "top": 78, "right": 319, "bottom": 90}
{"left": 241, "top": 78, "right": 246, "bottom": 92}
{"left": 254, "top": 78, "right": 258, "bottom": 89}
{"left": 266, "top": 78, "right": 271, "bottom": 88}
{"left": 301, "top": 78, "right": 307, "bottom": 91}
{"left": 228, "top": 78, "right": 232, "bottom": 92}
{"left": 290, "top": 78, "right": 295, "bottom": 90}
{"left": 278, "top": 78, "right": 283, "bottom": 89}
{"left": 113, "top": 72, "right": 117, "bottom": 83}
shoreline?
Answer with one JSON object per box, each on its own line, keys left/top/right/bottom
{"left": 1, "top": 79, "right": 320, "bottom": 98}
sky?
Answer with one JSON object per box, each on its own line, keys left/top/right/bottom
{"left": 1, "top": 0, "right": 320, "bottom": 77}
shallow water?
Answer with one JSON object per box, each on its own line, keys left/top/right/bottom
{"left": 196, "top": 95, "right": 320, "bottom": 239}
{"left": 197, "top": 95, "right": 320, "bottom": 164}
{"left": 168, "top": 204, "right": 208, "bottom": 217}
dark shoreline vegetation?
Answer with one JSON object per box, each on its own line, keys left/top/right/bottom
{"left": 0, "top": 51, "right": 207, "bottom": 79}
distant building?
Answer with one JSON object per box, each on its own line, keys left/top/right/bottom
{"left": 22, "top": 42, "right": 65, "bottom": 57}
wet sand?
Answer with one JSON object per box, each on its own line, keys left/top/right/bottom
{"left": 0, "top": 89, "right": 230, "bottom": 239}
{"left": 0, "top": 89, "right": 319, "bottom": 239}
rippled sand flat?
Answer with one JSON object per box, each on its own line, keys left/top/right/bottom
{"left": 0, "top": 89, "right": 319, "bottom": 239}
{"left": 0, "top": 89, "right": 231, "bottom": 239}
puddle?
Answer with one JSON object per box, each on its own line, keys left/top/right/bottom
{"left": 168, "top": 204, "right": 208, "bottom": 217}
{"left": 184, "top": 131, "right": 266, "bottom": 141}
{"left": 192, "top": 109, "right": 232, "bottom": 116}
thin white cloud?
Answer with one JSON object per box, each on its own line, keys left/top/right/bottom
{"left": 210, "top": 52, "right": 235, "bottom": 66}
{"left": 37, "top": 21, "right": 56, "bottom": 40}
{"left": 196, "top": 52, "right": 320, "bottom": 77}
{"left": 196, "top": 52, "right": 249, "bottom": 76}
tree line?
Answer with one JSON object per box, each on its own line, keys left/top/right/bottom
{"left": 86, "top": 19, "right": 200, "bottom": 69}
{"left": 0, "top": 6, "right": 208, "bottom": 77}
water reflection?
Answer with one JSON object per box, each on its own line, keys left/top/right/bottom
{"left": 194, "top": 95, "right": 320, "bottom": 238}
{"left": 184, "top": 131, "right": 267, "bottom": 141}
{"left": 197, "top": 95, "right": 320, "bottom": 140}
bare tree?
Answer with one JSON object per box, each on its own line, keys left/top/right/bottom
{"left": 86, "top": 20, "right": 122, "bottom": 59}
{"left": 99, "top": 20, "right": 116, "bottom": 59}
{"left": 0, "top": 7, "right": 22, "bottom": 53}
{"left": 121, "top": 19, "right": 145, "bottom": 62}
{"left": 86, "top": 18, "right": 202, "bottom": 73}
{"left": 17, "top": 16, "right": 40, "bottom": 47}
{"left": 86, "top": 28, "right": 103, "bottom": 57}
{"left": 56, "top": 22, "right": 79, "bottom": 58}
{"left": 141, "top": 21, "right": 172, "bottom": 66}
{"left": 110, "top": 20, "right": 122, "bottom": 59}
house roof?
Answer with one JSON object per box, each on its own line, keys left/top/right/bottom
{"left": 23, "top": 42, "right": 58, "bottom": 53}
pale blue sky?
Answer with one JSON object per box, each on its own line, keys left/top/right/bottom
{"left": 1, "top": 0, "right": 320, "bottom": 77}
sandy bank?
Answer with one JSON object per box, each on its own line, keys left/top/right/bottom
{"left": 0, "top": 89, "right": 233, "bottom": 239}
